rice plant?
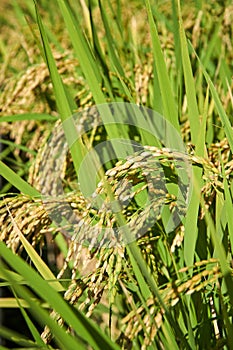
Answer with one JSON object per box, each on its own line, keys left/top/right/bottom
{"left": 0, "top": 0, "right": 233, "bottom": 349}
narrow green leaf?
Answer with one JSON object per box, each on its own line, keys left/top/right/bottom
{"left": 98, "top": 0, "right": 124, "bottom": 76}
{"left": 6, "top": 205, "right": 64, "bottom": 292}
{"left": 88, "top": 2, "right": 111, "bottom": 85}
{"left": 57, "top": 0, "right": 104, "bottom": 104}
{"left": 177, "top": 0, "right": 204, "bottom": 266}
{"left": 177, "top": 0, "right": 200, "bottom": 144}
{"left": 0, "top": 242, "right": 121, "bottom": 350}
{"left": 0, "top": 325, "right": 37, "bottom": 348}
{"left": 220, "top": 153, "right": 233, "bottom": 253}
{"left": 56, "top": 1, "right": 133, "bottom": 155}
{"left": 183, "top": 166, "right": 203, "bottom": 267}
{"left": 192, "top": 45, "right": 233, "bottom": 153}
{"left": 126, "top": 241, "right": 190, "bottom": 348}
{"left": 0, "top": 265, "right": 86, "bottom": 350}
{"left": 12, "top": 290, "right": 47, "bottom": 347}
{"left": 0, "top": 138, "right": 36, "bottom": 155}
{"left": 34, "top": 1, "right": 85, "bottom": 175}
{"left": 0, "top": 113, "right": 57, "bottom": 122}
{"left": 0, "top": 298, "right": 48, "bottom": 308}
{"left": 0, "top": 161, "right": 39, "bottom": 197}
{"left": 145, "top": 0, "right": 180, "bottom": 133}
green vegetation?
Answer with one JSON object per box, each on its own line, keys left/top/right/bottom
{"left": 0, "top": 0, "right": 233, "bottom": 349}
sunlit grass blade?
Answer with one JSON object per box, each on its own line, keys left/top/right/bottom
{"left": 88, "top": 2, "right": 111, "bottom": 84}
{"left": 5, "top": 205, "right": 64, "bottom": 292}
{"left": 12, "top": 290, "right": 47, "bottom": 348}
{"left": 219, "top": 153, "right": 233, "bottom": 254}
{"left": 183, "top": 88, "right": 208, "bottom": 265}
{"left": 17, "top": 0, "right": 64, "bottom": 52}
{"left": 98, "top": 0, "right": 124, "bottom": 76}
{"left": 198, "top": 189, "right": 233, "bottom": 301}
{"left": 126, "top": 241, "right": 191, "bottom": 348}
{"left": 34, "top": 1, "right": 85, "bottom": 175}
{"left": 196, "top": 56, "right": 233, "bottom": 153}
{"left": 0, "top": 161, "right": 39, "bottom": 196}
{"left": 98, "top": 1, "right": 135, "bottom": 102}
{"left": 0, "top": 242, "right": 121, "bottom": 350}
{"left": 57, "top": 0, "right": 104, "bottom": 104}
{"left": 0, "top": 113, "right": 57, "bottom": 123}
{"left": 0, "top": 325, "right": 38, "bottom": 348}
{"left": 203, "top": 209, "right": 233, "bottom": 347}
{"left": 177, "top": 0, "right": 200, "bottom": 145}
{"left": 171, "top": 0, "right": 181, "bottom": 74}
{"left": 56, "top": 0, "right": 132, "bottom": 149}
{"left": 0, "top": 298, "right": 47, "bottom": 308}
{"left": 176, "top": 0, "right": 205, "bottom": 267}
{"left": 160, "top": 320, "right": 180, "bottom": 350}
{"left": 145, "top": 0, "right": 180, "bottom": 133}
{"left": 107, "top": 0, "right": 124, "bottom": 39}
{"left": 0, "top": 138, "right": 36, "bottom": 155}
{"left": 1, "top": 274, "right": 87, "bottom": 350}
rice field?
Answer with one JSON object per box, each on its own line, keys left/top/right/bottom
{"left": 0, "top": 1, "right": 233, "bottom": 349}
